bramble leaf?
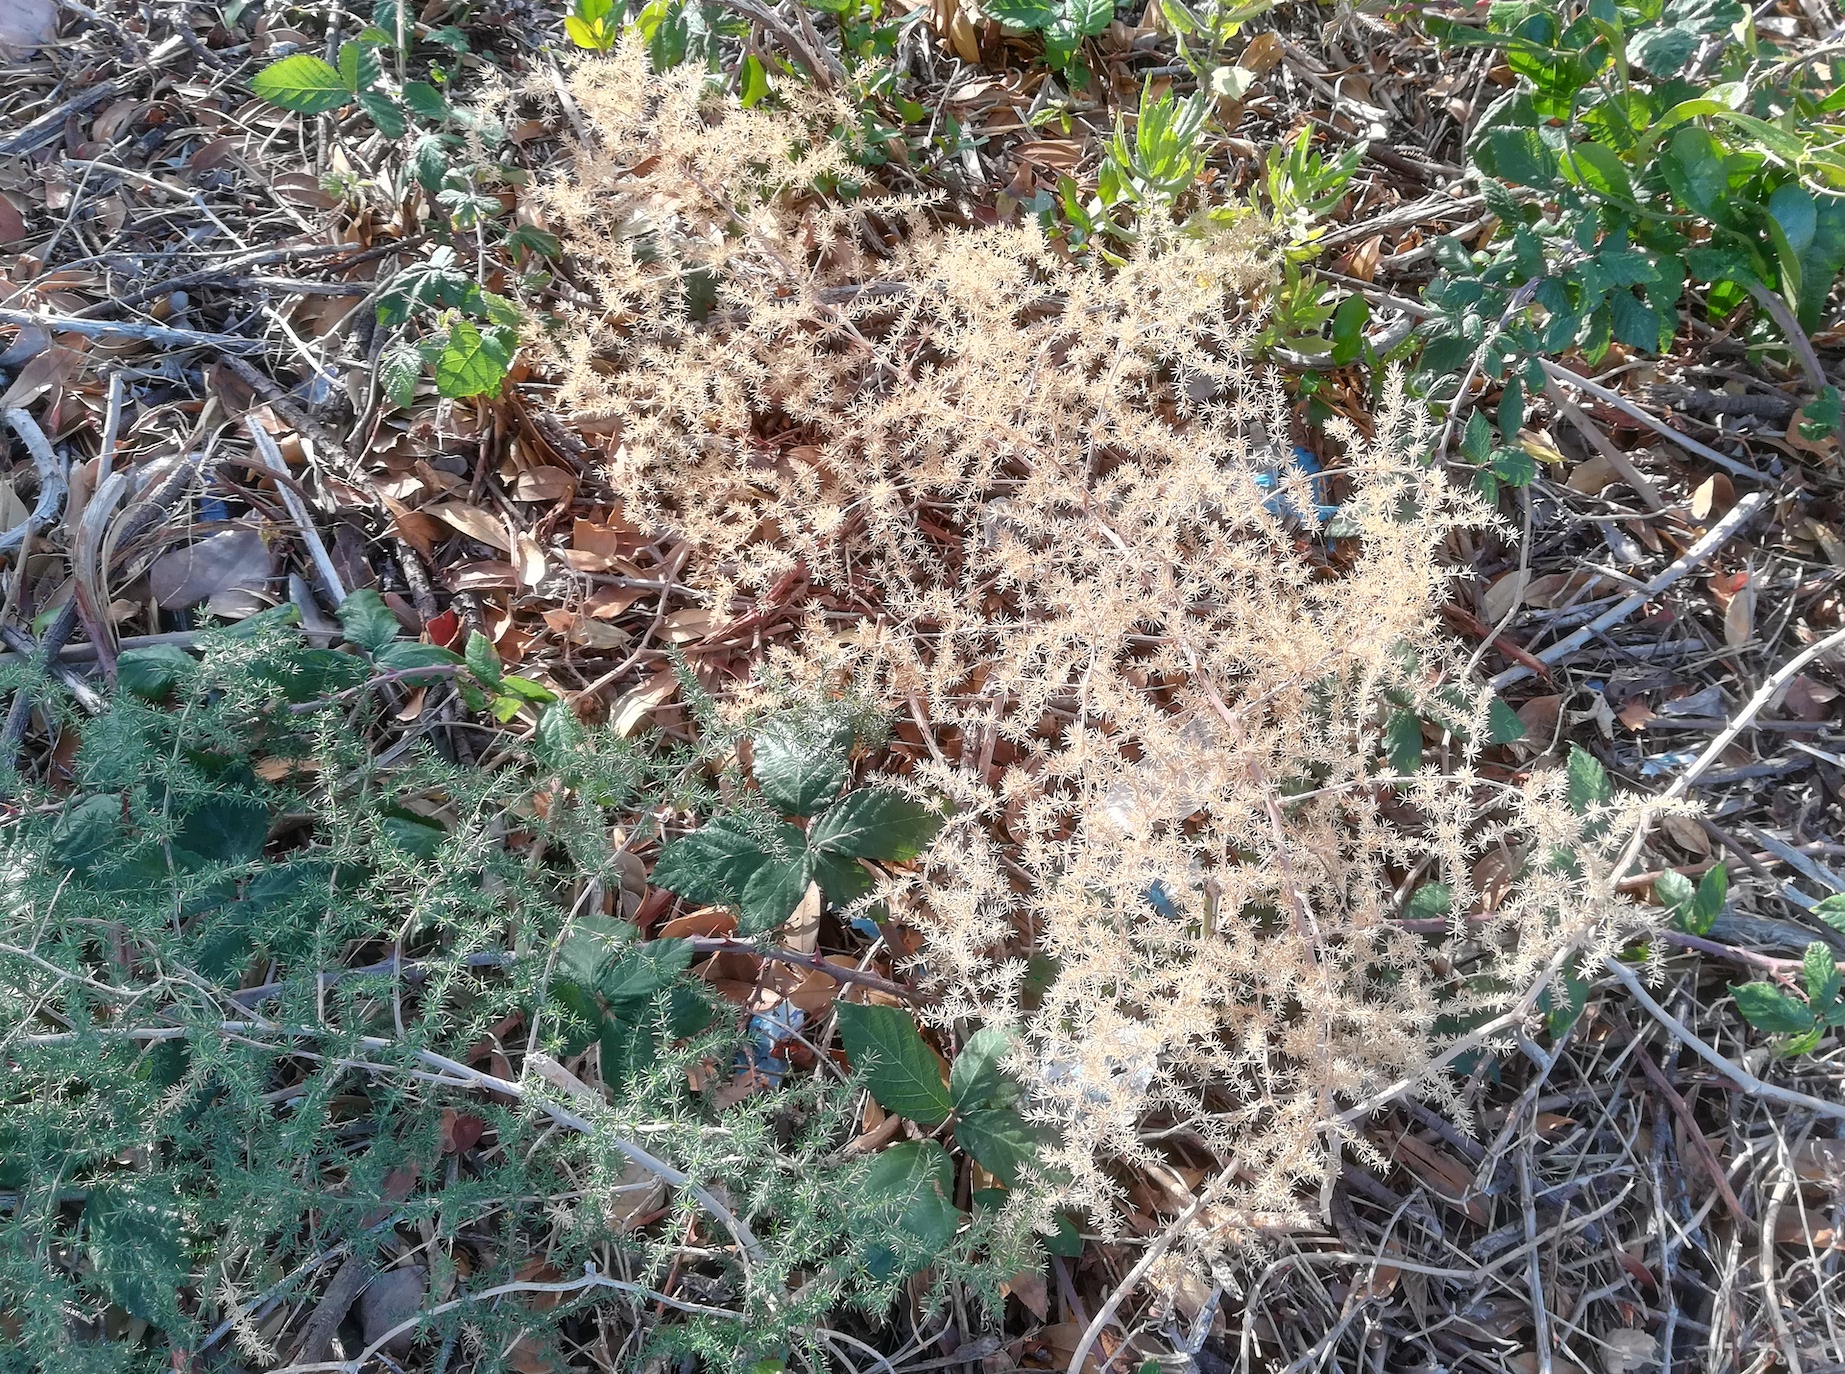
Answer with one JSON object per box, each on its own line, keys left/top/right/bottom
{"left": 835, "top": 1002, "right": 953, "bottom": 1124}
{"left": 1804, "top": 941, "right": 1840, "bottom": 1010}
{"left": 1730, "top": 980, "right": 1816, "bottom": 1034}
{"left": 1384, "top": 710, "right": 1423, "bottom": 774}
{"left": 950, "top": 1026, "right": 1016, "bottom": 1114}
{"left": 858, "top": 1141, "right": 960, "bottom": 1274}
{"left": 1565, "top": 744, "right": 1610, "bottom": 815}
{"left": 599, "top": 938, "right": 694, "bottom": 1006}
{"left": 954, "top": 1105, "right": 1043, "bottom": 1184}
{"left": 379, "top": 336, "right": 423, "bottom": 408}
{"left": 373, "top": 640, "right": 462, "bottom": 683}
{"left": 336, "top": 588, "right": 402, "bottom": 653}
{"left": 809, "top": 788, "right": 942, "bottom": 862}
{"left": 251, "top": 55, "right": 351, "bottom": 113}
{"left": 984, "top": 0, "right": 1057, "bottom": 26}
{"left": 651, "top": 816, "right": 800, "bottom": 908}
{"left": 116, "top": 645, "right": 195, "bottom": 702}
{"left": 736, "top": 852, "right": 813, "bottom": 935}
{"left": 433, "top": 321, "right": 514, "bottom": 399}
{"left": 86, "top": 1181, "right": 187, "bottom": 1325}
{"left": 464, "top": 630, "right": 503, "bottom": 690}
{"left": 1486, "top": 696, "right": 1527, "bottom": 744}
{"left": 753, "top": 714, "right": 854, "bottom": 816}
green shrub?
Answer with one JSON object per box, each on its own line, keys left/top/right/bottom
{"left": 0, "top": 613, "right": 1037, "bottom": 1372}
{"left": 1417, "top": 0, "right": 1845, "bottom": 474}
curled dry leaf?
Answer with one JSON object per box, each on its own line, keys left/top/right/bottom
{"left": 428, "top": 501, "right": 512, "bottom": 552}
{"left": 148, "top": 527, "right": 275, "bottom": 609}
{"left": 1598, "top": 1328, "right": 1658, "bottom": 1374}
{"left": 357, "top": 1265, "right": 427, "bottom": 1359}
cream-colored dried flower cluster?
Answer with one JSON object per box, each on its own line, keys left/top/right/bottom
{"left": 537, "top": 43, "right": 1646, "bottom": 1246}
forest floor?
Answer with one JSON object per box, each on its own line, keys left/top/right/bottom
{"left": 3, "top": 0, "right": 1845, "bottom": 1370}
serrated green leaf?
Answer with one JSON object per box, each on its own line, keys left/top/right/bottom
{"left": 1689, "top": 863, "right": 1727, "bottom": 935}
{"left": 434, "top": 320, "right": 513, "bottom": 399}
{"left": 1630, "top": 23, "right": 1698, "bottom": 78}
{"left": 835, "top": 1002, "right": 953, "bottom": 1124}
{"left": 599, "top": 938, "right": 694, "bottom": 1005}
{"left": 1608, "top": 289, "right": 1659, "bottom": 351}
{"left": 652, "top": 816, "right": 800, "bottom": 908}
{"left": 534, "top": 701, "right": 583, "bottom": 757}
{"left": 1565, "top": 744, "right": 1610, "bottom": 815}
{"left": 753, "top": 714, "right": 853, "bottom": 815}
{"left": 463, "top": 630, "right": 503, "bottom": 690}
{"left": 1045, "top": 1212, "right": 1083, "bottom": 1256}
{"left": 86, "top": 1181, "right": 187, "bottom": 1324}
{"left": 1461, "top": 409, "right": 1492, "bottom": 463}
{"left": 337, "top": 41, "right": 379, "bottom": 93}
{"left": 1490, "top": 446, "right": 1537, "bottom": 486}
{"left": 1499, "top": 377, "right": 1525, "bottom": 444}
{"left": 378, "top": 336, "right": 423, "bottom": 408}
{"left": 1486, "top": 696, "right": 1526, "bottom": 744}
{"left": 1478, "top": 125, "right": 1560, "bottom": 188}
{"left": 411, "top": 132, "right": 452, "bottom": 194}
{"left": 1559, "top": 140, "right": 1634, "bottom": 201}
{"left": 356, "top": 89, "right": 406, "bottom": 139}
{"left": 1804, "top": 941, "right": 1840, "bottom": 1010}
{"left": 336, "top": 588, "right": 402, "bottom": 653}
{"left": 737, "top": 852, "right": 813, "bottom": 935}
{"left": 1661, "top": 126, "right": 1726, "bottom": 217}
{"left": 985, "top": 0, "right": 1056, "bottom": 26}
{"left": 1405, "top": 881, "right": 1452, "bottom": 921}
{"left": 401, "top": 80, "right": 452, "bottom": 121}
{"left": 373, "top": 640, "right": 461, "bottom": 683}
{"left": 251, "top": 54, "right": 352, "bottom": 113}
{"left": 809, "top": 788, "right": 942, "bottom": 862}
{"left": 1655, "top": 868, "right": 1696, "bottom": 923}
{"left": 1730, "top": 980, "right": 1816, "bottom": 1034}
{"left": 172, "top": 794, "right": 270, "bottom": 868}
{"left": 954, "top": 1105, "right": 1043, "bottom": 1184}
{"left": 556, "top": 913, "right": 633, "bottom": 990}
{"left": 498, "top": 673, "right": 555, "bottom": 703}
{"left": 1799, "top": 386, "right": 1842, "bottom": 442}
{"left": 950, "top": 1026, "right": 1016, "bottom": 1114}
{"left": 812, "top": 850, "right": 874, "bottom": 908}
{"left": 461, "top": 285, "right": 522, "bottom": 327}
{"left": 1067, "top": 0, "right": 1115, "bottom": 36}
{"left": 1814, "top": 893, "right": 1845, "bottom": 934}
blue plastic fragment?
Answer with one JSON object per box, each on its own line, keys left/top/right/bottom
{"left": 1254, "top": 445, "right": 1340, "bottom": 525}
{"left": 1144, "top": 881, "right": 1178, "bottom": 919}
{"left": 736, "top": 1001, "right": 807, "bottom": 1087}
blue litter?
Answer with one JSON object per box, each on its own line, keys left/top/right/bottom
{"left": 1254, "top": 446, "right": 1340, "bottom": 525}
{"left": 736, "top": 1001, "right": 806, "bottom": 1087}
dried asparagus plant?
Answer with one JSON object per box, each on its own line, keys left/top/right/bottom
{"left": 535, "top": 42, "right": 1652, "bottom": 1259}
